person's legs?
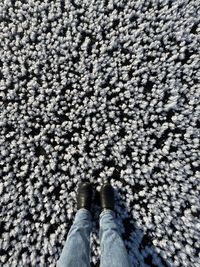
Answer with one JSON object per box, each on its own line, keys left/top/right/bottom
{"left": 99, "top": 209, "right": 130, "bottom": 267}
{"left": 57, "top": 208, "right": 92, "bottom": 267}
{"left": 57, "top": 182, "right": 93, "bottom": 267}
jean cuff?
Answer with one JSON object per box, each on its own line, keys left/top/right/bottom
{"left": 76, "top": 208, "right": 91, "bottom": 218}
{"left": 99, "top": 209, "right": 115, "bottom": 219}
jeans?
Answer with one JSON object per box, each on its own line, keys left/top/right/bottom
{"left": 57, "top": 208, "right": 130, "bottom": 267}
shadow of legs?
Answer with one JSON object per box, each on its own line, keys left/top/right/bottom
{"left": 113, "top": 188, "right": 172, "bottom": 267}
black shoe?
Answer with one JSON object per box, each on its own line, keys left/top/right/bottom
{"left": 77, "top": 182, "right": 93, "bottom": 211}
{"left": 100, "top": 183, "right": 115, "bottom": 211}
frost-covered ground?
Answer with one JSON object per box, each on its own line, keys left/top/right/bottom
{"left": 0, "top": 0, "right": 200, "bottom": 266}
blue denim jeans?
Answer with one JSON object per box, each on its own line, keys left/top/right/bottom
{"left": 57, "top": 208, "right": 130, "bottom": 267}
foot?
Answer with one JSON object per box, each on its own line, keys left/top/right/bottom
{"left": 100, "top": 183, "right": 115, "bottom": 211}
{"left": 77, "top": 182, "right": 93, "bottom": 211}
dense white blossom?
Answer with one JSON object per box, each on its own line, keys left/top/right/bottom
{"left": 0, "top": 0, "right": 200, "bottom": 266}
